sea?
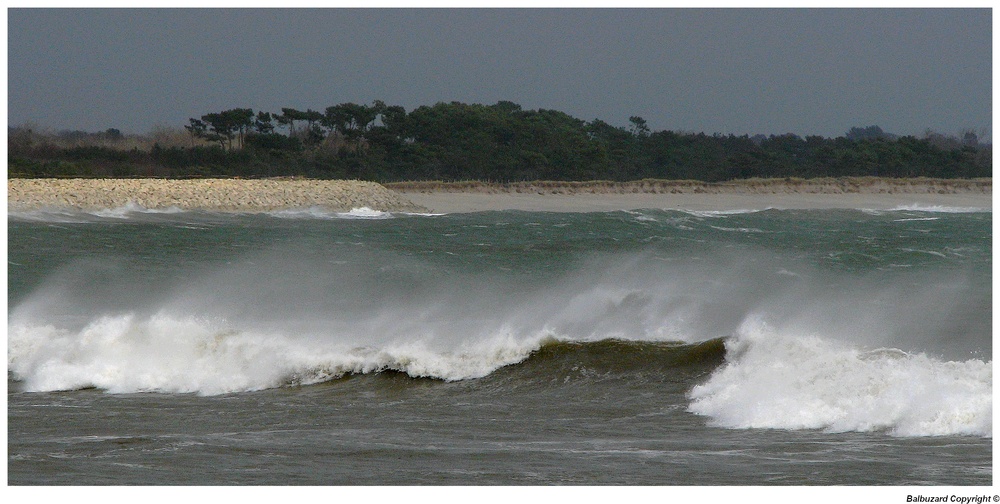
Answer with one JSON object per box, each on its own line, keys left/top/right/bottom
{"left": 7, "top": 202, "right": 992, "bottom": 487}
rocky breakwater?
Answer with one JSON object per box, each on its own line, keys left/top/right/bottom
{"left": 8, "top": 178, "right": 429, "bottom": 213}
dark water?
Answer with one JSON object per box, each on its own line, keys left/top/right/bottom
{"left": 7, "top": 205, "right": 992, "bottom": 485}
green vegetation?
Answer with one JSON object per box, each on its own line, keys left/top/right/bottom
{"left": 8, "top": 101, "right": 991, "bottom": 181}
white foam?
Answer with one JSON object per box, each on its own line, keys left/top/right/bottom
{"left": 687, "top": 315, "right": 992, "bottom": 437}
{"left": 708, "top": 225, "right": 765, "bottom": 233}
{"left": 401, "top": 211, "right": 448, "bottom": 217}
{"left": 679, "top": 208, "right": 769, "bottom": 218}
{"left": 265, "top": 206, "right": 341, "bottom": 219}
{"left": 337, "top": 207, "right": 394, "bottom": 219}
{"left": 875, "top": 204, "right": 990, "bottom": 214}
{"left": 620, "top": 209, "right": 663, "bottom": 222}
{"left": 266, "top": 206, "right": 395, "bottom": 220}
{"left": 88, "top": 200, "right": 185, "bottom": 218}
{"left": 7, "top": 311, "right": 547, "bottom": 395}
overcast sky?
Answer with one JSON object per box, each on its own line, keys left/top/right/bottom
{"left": 7, "top": 8, "right": 992, "bottom": 139}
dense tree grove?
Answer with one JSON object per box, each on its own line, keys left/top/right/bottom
{"left": 9, "top": 101, "right": 991, "bottom": 181}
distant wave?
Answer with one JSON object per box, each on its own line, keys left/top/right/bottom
{"left": 266, "top": 206, "right": 446, "bottom": 219}
{"left": 88, "top": 201, "right": 187, "bottom": 218}
{"left": 336, "top": 207, "right": 396, "bottom": 219}
{"left": 8, "top": 204, "right": 411, "bottom": 222}
{"left": 267, "top": 206, "right": 396, "bottom": 220}
{"left": 679, "top": 208, "right": 772, "bottom": 217}
{"left": 866, "top": 204, "right": 992, "bottom": 214}
{"left": 9, "top": 201, "right": 186, "bottom": 222}
{"left": 890, "top": 203, "right": 992, "bottom": 213}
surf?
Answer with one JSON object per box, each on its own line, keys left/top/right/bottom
{"left": 688, "top": 315, "right": 991, "bottom": 437}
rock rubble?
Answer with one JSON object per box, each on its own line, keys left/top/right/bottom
{"left": 8, "top": 178, "right": 429, "bottom": 213}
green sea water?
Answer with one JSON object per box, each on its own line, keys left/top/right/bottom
{"left": 7, "top": 204, "right": 992, "bottom": 485}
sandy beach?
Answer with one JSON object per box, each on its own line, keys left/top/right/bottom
{"left": 395, "top": 191, "right": 992, "bottom": 213}
{"left": 389, "top": 178, "right": 992, "bottom": 213}
{"left": 7, "top": 177, "right": 992, "bottom": 214}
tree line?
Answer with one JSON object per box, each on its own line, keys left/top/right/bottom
{"left": 8, "top": 100, "right": 991, "bottom": 181}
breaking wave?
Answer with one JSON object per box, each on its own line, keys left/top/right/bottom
{"left": 7, "top": 243, "right": 989, "bottom": 437}
{"left": 688, "top": 315, "right": 991, "bottom": 437}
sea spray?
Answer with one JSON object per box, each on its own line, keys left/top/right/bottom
{"left": 6, "top": 246, "right": 795, "bottom": 394}
{"left": 11, "top": 246, "right": 984, "bottom": 398}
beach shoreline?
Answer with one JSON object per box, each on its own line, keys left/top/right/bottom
{"left": 391, "top": 177, "right": 992, "bottom": 213}
{"left": 7, "top": 177, "right": 992, "bottom": 214}
{"left": 397, "top": 191, "right": 993, "bottom": 213}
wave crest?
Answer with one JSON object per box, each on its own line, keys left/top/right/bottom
{"left": 7, "top": 312, "right": 549, "bottom": 395}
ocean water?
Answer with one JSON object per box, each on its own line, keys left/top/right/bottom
{"left": 7, "top": 203, "right": 992, "bottom": 485}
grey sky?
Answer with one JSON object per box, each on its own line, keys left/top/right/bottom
{"left": 7, "top": 8, "right": 992, "bottom": 139}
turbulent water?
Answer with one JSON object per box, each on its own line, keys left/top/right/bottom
{"left": 7, "top": 203, "right": 992, "bottom": 485}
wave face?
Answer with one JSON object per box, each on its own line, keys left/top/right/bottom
{"left": 8, "top": 208, "right": 991, "bottom": 437}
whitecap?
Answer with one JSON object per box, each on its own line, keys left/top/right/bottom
{"left": 7, "top": 311, "right": 551, "bottom": 395}
{"left": 338, "top": 207, "right": 395, "bottom": 219}
{"left": 687, "top": 315, "right": 992, "bottom": 437}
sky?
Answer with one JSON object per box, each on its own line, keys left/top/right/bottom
{"left": 6, "top": 8, "right": 993, "bottom": 140}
